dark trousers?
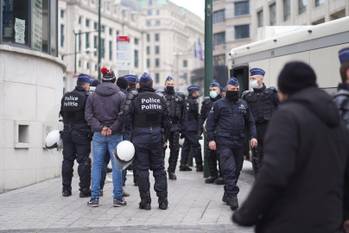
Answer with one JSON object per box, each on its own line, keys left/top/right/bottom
{"left": 165, "top": 131, "right": 180, "bottom": 173}
{"left": 204, "top": 137, "right": 221, "bottom": 178}
{"left": 61, "top": 129, "right": 91, "bottom": 192}
{"left": 180, "top": 132, "right": 202, "bottom": 168}
{"left": 252, "top": 122, "right": 268, "bottom": 174}
{"left": 218, "top": 145, "right": 244, "bottom": 197}
{"left": 134, "top": 141, "right": 168, "bottom": 201}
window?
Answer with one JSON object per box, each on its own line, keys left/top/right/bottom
{"left": 109, "top": 41, "right": 112, "bottom": 60}
{"left": 94, "top": 35, "right": 98, "bottom": 48}
{"left": 60, "top": 24, "right": 65, "bottom": 47}
{"left": 183, "top": 60, "right": 188, "bottom": 68}
{"left": 147, "top": 34, "right": 150, "bottom": 42}
{"left": 60, "top": 9, "right": 64, "bottom": 18}
{"left": 147, "top": 58, "right": 151, "bottom": 68}
{"left": 85, "top": 32, "right": 90, "bottom": 48}
{"left": 214, "top": 55, "right": 226, "bottom": 66}
{"left": 94, "top": 22, "right": 98, "bottom": 30}
{"left": 109, "top": 28, "right": 113, "bottom": 36}
{"left": 155, "top": 33, "right": 160, "bottom": 42}
{"left": 283, "top": 0, "right": 291, "bottom": 21}
{"left": 146, "top": 46, "right": 150, "bottom": 55}
{"left": 155, "top": 73, "right": 160, "bottom": 83}
{"left": 86, "top": 19, "right": 90, "bottom": 27}
{"left": 101, "top": 25, "right": 105, "bottom": 33}
{"left": 87, "top": 62, "right": 90, "bottom": 69}
{"left": 213, "top": 32, "right": 225, "bottom": 46}
{"left": 213, "top": 10, "right": 225, "bottom": 24}
{"left": 155, "top": 20, "right": 160, "bottom": 26}
{"left": 155, "top": 58, "right": 160, "bottom": 67}
{"left": 315, "top": 0, "right": 325, "bottom": 7}
{"left": 298, "top": 0, "right": 307, "bottom": 14}
{"left": 134, "top": 50, "right": 139, "bottom": 68}
{"left": 235, "top": 1, "right": 249, "bottom": 16}
{"left": 134, "top": 38, "right": 139, "bottom": 45}
{"left": 257, "top": 10, "right": 264, "bottom": 27}
{"left": 1, "top": 0, "right": 57, "bottom": 55}
{"left": 78, "top": 16, "right": 82, "bottom": 24}
{"left": 78, "top": 59, "right": 82, "bottom": 67}
{"left": 146, "top": 20, "right": 151, "bottom": 27}
{"left": 147, "top": 9, "right": 152, "bottom": 15}
{"left": 155, "top": 45, "right": 160, "bottom": 54}
{"left": 235, "top": 24, "right": 250, "bottom": 39}
{"left": 78, "top": 31, "right": 82, "bottom": 52}
{"left": 269, "top": 3, "right": 276, "bottom": 26}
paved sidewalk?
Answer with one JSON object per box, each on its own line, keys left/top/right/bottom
{"left": 0, "top": 162, "right": 254, "bottom": 233}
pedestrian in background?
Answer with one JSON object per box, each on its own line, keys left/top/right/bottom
{"left": 85, "top": 68, "right": 126, "bottom": 208}
{"left": 233, "top": 61, "right": 349, "bottom": 233}
{"left": 206, "top": 77, "right": 257, "bottom": 211}
{"left": 180, "top": 85, "right": 203, "bottom": 172}
{"left": 242, "top": 68, "right": 278, "bottom": 174}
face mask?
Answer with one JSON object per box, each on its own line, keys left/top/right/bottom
{"left": 250, "top": 80, "right": 261, "bottom": 89}
{"left": 166, "top": 86, "right": 175, "bottom": 94}
{"left": 226, "top": 91, "right": 239, "bottom": 102}
{"left": 209, "top": 91, "right": 218, "bottom": 99}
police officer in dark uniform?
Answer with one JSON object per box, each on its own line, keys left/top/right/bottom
{"left": 206, "top": 77, "right": 257, "bottom": 210}
{"left": 334, "top": 47, "right": 349, "bottom": 129}
{"left": 200, "top": 81, "right": 224, "bottom": 184}
{"left": 161, "top": 76, "right": 184, "bottom": 180}
{"left": 180, "top": 85, "right": 203, "bottom": 172}
{"left": 242, "top": 68, "right": 278, "bottom": 174}
{"left": 60, "top": 74, "right": 92, "bottom": 197}
{"left": 129, "top": 73, "right": 170, "bottom": 210}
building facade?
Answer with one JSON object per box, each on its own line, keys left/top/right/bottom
{"left": 0, "top": 0, "right": 64, "bottom": 192}
{"left": 213, "top": 0, "right": 252, "bottom": 66}
{"left": 59, "top": 0, "right": 147, "bottom": 91}
{"left": 141, "top": 0, "right": 204, "bottom": 89}
{"left": 251, "top": 0, "right": 349, "bottom": 40}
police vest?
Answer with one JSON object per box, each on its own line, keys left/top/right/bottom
{"left": 243, "top": 88, "right": 276, "bottom": 123}
{"left": 334, "top": 91, "right": 349, "bottom": 129}
{"left": 60, "top": 89, "right": 87, "bottom": 124}
{"left": 133, "top": 92, "right": 164, "bottom": 128}
{"left": 164, "top": 92, "right": 183, "bottom": 123}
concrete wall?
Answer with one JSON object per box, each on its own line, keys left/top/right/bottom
{"left": 0, "top": 45, "right": 65, "bottom": 193}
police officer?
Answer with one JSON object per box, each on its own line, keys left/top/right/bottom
{"left": 60, "top": 74, "right": 92, "bottom": 197}
{"left": 180, "top": 85, "right": 203, "bottom": 172}
{"left": 242, "top": 68, "right": 278, "bottom": 174}
{"left": 161, "top": 76, "right": 184, "bottom": 180}
{"left": 200, "top": 81, "right": 223, "bottom": 184}
{"left": 129, "top": 73, "right": 170, "bottom": 210}
{"left": 334, "top": 47, "right": 349, "bottom": 129}
{"left": 206, "top": 78, "right": 257, "bottom": 210}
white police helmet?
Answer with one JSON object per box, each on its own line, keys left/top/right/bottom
{"left": 114, "top": 140, "right": 135, "bottom": 169}
{"left": 45, "top": 130, "right": 62, "bottom": 150}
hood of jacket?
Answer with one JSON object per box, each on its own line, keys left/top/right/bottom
{"left": 95, "top": 82, "right": 119, "bottom": 96}
{"left": 288, "top": 87, "right": 340, "bottom": 128}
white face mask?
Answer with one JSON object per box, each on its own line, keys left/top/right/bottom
{"left": 209, "top": 91, "right": 218, "bottom": 99}
{"left": 250, "top": 80, "right": 261, "bottom": 89}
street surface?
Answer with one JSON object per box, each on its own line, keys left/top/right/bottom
{"left": 0, "top": 159, "right": 254, "bottom": 233}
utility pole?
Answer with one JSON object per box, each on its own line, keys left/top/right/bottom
{"left": 98, "top": 0, "right": 102, "bottom": 81}
{"left": 204, "top": 0, "right": 213, "bottom": 178}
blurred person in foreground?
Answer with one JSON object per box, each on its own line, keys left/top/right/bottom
{"left": 233, "top": 61, "right": 349, "bottom": 233}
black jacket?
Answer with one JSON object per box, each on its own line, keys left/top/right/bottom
{"left": 233, "top": 87, "right": 349, "bottom": 233}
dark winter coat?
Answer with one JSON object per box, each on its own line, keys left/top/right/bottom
{"left": 85, "top": 82, "right": 126, "bottom": 132}
{"left": 233, "top": 87, "right": 349, "bottom": 233}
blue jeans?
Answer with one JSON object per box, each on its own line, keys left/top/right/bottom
{"left": 91, "top": 132, "right": 123, "bottom": 200}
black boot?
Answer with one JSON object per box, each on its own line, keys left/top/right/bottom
{"left": 226, "top": 196, "right": 239, "bottom": 211}
{"left": 196, "top": 165, "right": 203, "bottom": 172}
{"left": 159, "top": 198, "right": 168, "bottom": 210}
{"left": 79, "top": 189, "right": 91, "bottom": 198}
{"left": 139, "top": 192, "right": 151, "bottom": 210}
{"left": 168, "top": 172, "right": 177, "bottom": 180}
{"left": 179, "top": 165, "right": 192, "bottom": 171}
{"left": 214, "top": 177, "right": 224, "bottom": 185}
{"left": 62, "top": 190, "right": 72, "bottom": 197}
{"left": 205, "top": 176, "right": 218, "bottom": 184}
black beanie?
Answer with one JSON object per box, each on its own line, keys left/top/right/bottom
{"left": 117, "top": 77, "right": 128, "bottom": 90}
{"left": 278, "top": 61, "right": 317, "bottom": 95}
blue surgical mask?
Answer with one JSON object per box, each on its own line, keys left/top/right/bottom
{"left": 209, "top": 91, "right": 218, "bottom": 99}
